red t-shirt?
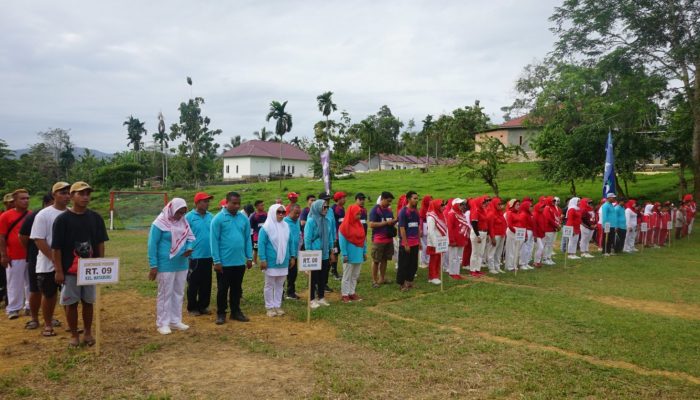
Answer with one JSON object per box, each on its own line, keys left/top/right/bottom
{"left": 0, "top": 209, "right": 30, "bottom": 260}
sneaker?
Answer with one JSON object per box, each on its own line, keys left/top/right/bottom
{"left": 317, "top": 298, "right": 331, "bottom": 307}
{"left": 469, "top": 271, "right": 481, "bottom": 277}
{"left": 497, "top": 268, "right": 506, "bottom": 274}
{"left": 349, "top": 294, "right": 363, "bottom": 302}
{"left": 199, "top": 308, "right": 212, "bottom": 315}
{"left": 429, "top": 279, "right": 442, "bottom": 285}
{"left": 231, "top": 312, "right": 250, "bottom": 322}
{"left": 266, "top": 309, "right": 277, "bottom": 317}
{"left": 215, "top": 315, "right": 226, "bottom": 325}
{"left": 582, "top": 253, "right": 594, "bottom": 258}
{"left": 170, "top": 322, "right": 189, "bottom": 331}
{"left": 450, "top": 274, "right": 464, "bottom": 280}
{"left": 188, "top": 310, "right": 202, "bottom": 316}
{"left": 285, "top": 293, "right": 300, "bottom": 300}
{"left": 568, "top": 255, "right": 580, "bottom": 260}
{"left": 157, "top": 326, "right": 172, "bottom": 335}
{"left": 324, "top": 285, "right": 334, "bottom": 293}
{"left": 8, "top": 311, "right": 19, "bottom": 320}
{"left": 275, "top": 308, "right": 285, "bottom": 316}
{"left": 342, "top": 295, "right": 351, "bottom": 303}
{"left": 310, "top": 300, "right": 321, "bottom": 309}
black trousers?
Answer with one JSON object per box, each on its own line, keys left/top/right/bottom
{"left": 216, "top": 266, "right": 245, "bottom": 316}
{"left": 614, "top": 228, "right": 626, "bottom": 253}
{"left": 187, "top": 258, "right": 212, "bottom": 312}
{"left": 396, "top": 245, "right": 419, "bottom": 285}
{"left": 330, "top": 241, "right": 340, "bottom": 273}
{"left": 0, "top": 266, "right": 6, "bottom": 304}
{"left": 603, "top": 230, "right": 614, "bottom": 254}
{"left": 310, "top": 259, "right": 330, "bottom": 300}
{"left": 286, "top": 262, "right": 298, "bottom": 296}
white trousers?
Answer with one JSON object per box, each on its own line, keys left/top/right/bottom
{"left": 567, "top": 233, "right": 580, "bottom": 255}
{"left": 519, "top": 231, "right": 534, "bottom": 267}
{"left": 533, "top": 237, "right": 545, "bottom": 264}
{"left": 441, "top": 245, "right": 450, "bottom": 271}
{"left": 447, "top": 246, "right": 463, "bottom": 275}
{"left": 504, "top": 230, "right": 517, "bottom": 270}
{"left": 420, "top": 234, "right": 430, "bottom": 266}
{"left": 580, "top": 226, "right": 594, "bottom": 253}
{"left": 486, "top": 236, "right": 505, "bottom": 271}
{"left": 264, "top": 275, "right": 286, "bottom": 309}
{"left": 156, "top": 270, "right": 187, "bottom": 328}
{"left": 5, "top": 259, "right": 29, "bottom": 314}
{"left": 688, "top": 218, "right": 694, "bottom": 235}
{"left": 543, "top": 232, "right": 555, "bottom": 261}
{"left": 469, "top": 231, "right": 487, "bottom": 272}
{"left": 341, "top": 263, "right": 362, "bottom": 296}
{"left": 623, "top": 228, "right": 637, "bottom": 252}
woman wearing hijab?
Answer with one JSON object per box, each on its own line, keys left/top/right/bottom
{"left": 518, "top": 199, "right": 535, "bottom": 270}
{"left": 565, "top": 197, "right": 582, "bottom": 259}
{"left": 623, "top": 200, "right": 638, "bottom": 253}
{"left": 579, "top": 198, "right": 596, "bottom": 257}
{"left": 419, "top": 195, "right": 432, "bottom": 267}
{"left": 485, "top": 198, "right": 506, "bottom": 273}
{"left": 304, "top": 199, "right": 336, "bottom": 309}
{"left": 541, "top": 196, "right": 558, "bottom": 265}
{"left": 338, "top": 204, "right": 367, "bottom": 302}
{"left": 426, "top": 199, "right": 447, "bottom": 285}
{"left": 469, "top": 196, "right": 490, "bottom": 277}
{"left": 258, "top": 204, "right": 295, "bottom": 317}
{"left": 148, "top": 198, "right": 195, "bottom": 335}
{"left": 504, "top": 199, "right": 523, "bottom": 271}
{"left": 446, "top": 199, "right": 468, "bottom": 279}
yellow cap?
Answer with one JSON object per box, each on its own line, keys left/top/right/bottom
{"left": 3, "top": 193, "right": 13, "bottom": 203}
{"left": 52, "top": 182, "right": 71, "bottom": 193}
{"left": 70, "top": 181, "right": 92, "bottom": 193}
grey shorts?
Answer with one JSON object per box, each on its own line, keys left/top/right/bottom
{"left": 60, "top": 274, "right": 96, "bottom": 306}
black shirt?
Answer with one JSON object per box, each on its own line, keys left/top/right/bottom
{"left": 51, "top": 209, "right": 109, "bottom": 274}
{"left": 19, "top": 209, "right": 40, "bottom": 264}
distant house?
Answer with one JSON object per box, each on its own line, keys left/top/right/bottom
{"left": 475, "top": 115, "right": 539, "bottom": 161}
{"left": 349, "top": 153, "right": 454, "bottom": 172}
{"left": 221, "top": 140, "right": 312, "bottom": 180}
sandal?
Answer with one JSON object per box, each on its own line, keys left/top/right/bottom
{"left": 52, "top": 319, "right": 62, "bottom": 327}
{"left": 25, "top": 320, "right": 39, "bottom": 330}
{"left": 82, "top": 337, "right": 96, "bottom": 347}
{"left": 42, "top": 327, "right": 57, "bottom": 337}
{"left": 68, "top": 339, "right": 80, "bottom": 348}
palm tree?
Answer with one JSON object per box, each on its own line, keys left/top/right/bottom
{"left": 153, "top": 112, "right": 169, "bottom": 186}
{"left": 223, "top": 135, "right": 242, "bottom": 151}
{"left": 316, "top": 91, "right": 337, "bottom": 147}
{"left": 123, "top": 116, "right": 147, "bottom": 162}
{"left": 290, "top": 136, "right": 302, "bottom": 147}
{"left": 266, "top": 100, "right": 293, "bottom": 188}
{"left": 253, "top": 127, "right": 273, "bottom": 141}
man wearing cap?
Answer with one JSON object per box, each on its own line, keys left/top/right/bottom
{"left": 285, "top": 192, "right": 299, "bottom": 216}
{"left": 369, "top": 191, "right": 397, "bottom": 287}
{"left": 28, "top": 183, "right": 71, "bottom": 335}
{"left": 0, "top": 189, "right": 32, "bottom": 319}
{"left": 600, "top": 193, "right": 617, "bottom": 256}
{"left": 330, "top": 191, "right": 346, "bottom": 280}
{"left": 185, "top": 192, "right": 214, "bottom": 316}
{"left": 52, "top": 182, "right": 109, "bottom": 347}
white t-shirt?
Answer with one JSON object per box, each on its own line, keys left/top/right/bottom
{"left": 29, "top": 206, "right": 66, "bottom": 273}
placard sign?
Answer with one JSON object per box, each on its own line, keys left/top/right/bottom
{"left": 77, "top": 258, "right": 119, "bottom": 286}
{"left": 562, "top": 226, "right": 574, "bottom": 239}
{"left": 640, "top": 222, "right": 648, "bottom": 233}
{"left": 604, "top": 223, "right": 611, "bottom": 233}
{"left": 298, "top": 250, "right": 322, "bottom": 271}
{"left": 435, "top": 237, "right": 449, "bottom": 253}
{"left": 667, "top": 221, "right": 673, "bottom": 230}
{"left": 515, "top": 228, "right": 526, "bottom": 242}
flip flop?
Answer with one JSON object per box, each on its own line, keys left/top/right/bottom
{"left": 42, "top": 327, "right": 56, "bottom": 337}
{"left": 82, "top": 337, "right": 96, "bottom": 347}
{"left": 25, "top": 320, "right": 39, "bottom": 330}
{"left": 52, "top": 319, "right": 62, "bottom": 327}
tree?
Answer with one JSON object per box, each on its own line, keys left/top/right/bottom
{"left": 0, "top": 139, "right": 17, "bottom": 191}
{"left": 266, "top": 100, "right": 293, "bottom": 187}
{"left": 660, "top": 95, "right": 694, "bottom": 199}
{"left": 253, "top": 127, "right": 273, "bottom": 141}
{"left": 550, "top": 0, "right": 700, "bottom": 199}
{"left": 123, "top": 116, "right": 146, "bottom": 157}
{"left": 223, "top": 135, "right": 242, "bottom": 150}
{"left": 169, "top": 97, "right": 222, "bottom": 187}
{"left": 12, "top": 143, "right": 59, "bottom": 193}
{"left": 37, "top": 128, "right": 74, "bottom": 180}
{"left": 460, "top": 137, "right": 526, "bottom": 197}
{"left": 317, "top": 91, "right": 337, "bottom": 148}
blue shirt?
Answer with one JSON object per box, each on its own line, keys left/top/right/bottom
{"left": 601, "top": 202, "right": 615, "bottom": 228}
{"left": 303, "top": 216, "right": 336, "bottom": 260}
{"left": 258, "top": 227, "right": 296, "bottom": 269}
{"left": 284, "top": 216, "right": 301, "bottom": 255}
{"left": 185, "top": 209, "right": 213, "bottom": 259}
{"left": 614, "top": 204, "right": 626, "bottom": 229}
{"left": 147, "top": 225, "right": 194, "bottom": 272}
{"left": 338, "top": 232, "right": 366, "bottom": 264}
{"left": 210, "top": 208, "right": 253, "bottom": 267}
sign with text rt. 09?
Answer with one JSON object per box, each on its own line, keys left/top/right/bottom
{"left": 77, "top": 258, "right": 119, "bottom": 286}
{"left": 515, "top": 228, "right": 526, "bottom": 242}
{"left": 298, "top": 250, "right": 322, "bottom": 271}
{"left": 562, "top": 226, "right": 574, "bottom": 239}
{"left": 604, "top": 223, "right": 611, "bottom": 233}
{"left": 435, "top": 237, "right": 449, "bottom": 253}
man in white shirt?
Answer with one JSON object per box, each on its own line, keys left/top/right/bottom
{"left": 29, "top": 182, "right": 70, "bottom": 336}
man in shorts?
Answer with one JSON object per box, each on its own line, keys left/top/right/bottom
{"left": 19, "top": 192, "right": 55, "bottom": 331}
{"left": 31, "top": 182, "right": 72, "bottom": 336}
{"left": 52, "top": 182, "right": 108, "bottom": 347}
{"left": 369, "top": 191, "right": 397, "bottom": 288}
{"left": 0, "top": 189, "right": 32, "bottom": 319}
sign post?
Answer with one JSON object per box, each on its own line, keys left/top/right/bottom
{"left": 77, "top": 258, "right": 119, "bottom": 356}
{"left": 562, "top": 226, "right": 573, "bottom": 268}
{"left": 435, "top": 237, "right": 448, "bottom": 291}
{"left": 298, "top": 250, "right": 322, "bottom": 323}
{"left": 667, "top": 220, "right": 673, "bottom": 247}
{"left": 640, "top": 222, "right": 648, "bottom": 253}
{"left": 514, "top": 228, "right": 526, "bottom": 275}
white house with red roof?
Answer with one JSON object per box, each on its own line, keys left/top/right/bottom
{"left": 221, "top": 140, "right": 312, "bottom": 180}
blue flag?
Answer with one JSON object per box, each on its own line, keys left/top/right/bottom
{"left": 602, "top": 130, "right": 616, "bottom": 198}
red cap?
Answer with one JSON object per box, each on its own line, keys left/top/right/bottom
{"left": 333, "top": 191, "right": 346, "bottom": 201}
{"left": 287, "top": 192, "right": 299, "bottom": 200}
{"left": 219, "top": 199, "right": 227, "bottom": 207}
{"left": 683, "top": 194, "right": 693, "bottom": 202}
{"left": 194, "top": 192, "right": 214, "bottom": 203}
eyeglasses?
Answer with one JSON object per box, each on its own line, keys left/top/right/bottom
{"left": 276, "top": 210, "right": 286, "bottom": 215}
{"left": 322, "top": 205, "right": 329, "bottom": 209}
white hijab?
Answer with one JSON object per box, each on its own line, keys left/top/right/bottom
{"left": 644, "top": 204, "right": 654, "bottom": 216}
{"left": 152, "top": 198, "right": 195, "bottom": 259}
{"left": 261, "top": 204, "right": 290, "bottom": 265}
{"left": 567, "top": 197, "right": 580, "bottom": 210}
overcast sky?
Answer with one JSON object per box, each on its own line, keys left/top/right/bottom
{"left": 0, "top": 0, "right": 560, "bottom": 153}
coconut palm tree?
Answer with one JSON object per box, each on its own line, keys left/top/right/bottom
{"left": 266, "top": 100, "right": 293, "bottom": 187}
{"left": 253, "top": 127, "right": 273, "bottom": 141}
{"left": 224, "top": 135, "right": 242, "bottom": 150}
{"left": 316, "top": 91, "right": 337, "bottom": 147}
{"left": 123, "top": 115, "right": 147, "bottom": 162}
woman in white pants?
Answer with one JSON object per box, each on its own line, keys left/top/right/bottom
{"left": 419, "top": 195, "right": 432, "bottom": 267}
{"left": 338, "top": 204, "right": 367, "bottom": 300}
{"left": 565, "top": 197, "right": 581, "bottom": 259}
{"left": 623, "top": 199, "right": 638, "bottom": 252}
{"left": 259, "top": 204, "right": 295, "bottom": 316}
{"left": 485, "top": 198, "right": 506, "bottom": 273}
{"left": 579, "top": 198, "right": 596, "bottom": 257}
{"left": 518, "top": 199, "right": 535, "bottom": 270}
{"left": 468, "top": 196, "right": 490, "bottom": 277}
{"left": 148, "top": 198, "right": 195, "bottom": 335}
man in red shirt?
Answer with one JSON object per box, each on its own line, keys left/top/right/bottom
{"left": 285, "top": 192, "right": 299, "bottom": 216}
{"left": 0, "top": 189, "right": 31, "bottom": 319}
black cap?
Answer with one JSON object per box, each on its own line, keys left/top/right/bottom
{"left": 380, "top": 191, "right": 394, "bottom": 200}
{"left": 318, "top": 192, "right": 331, "bottom": 200}
{"left": 355, "top": 192, "right": 366, "bottom": 200}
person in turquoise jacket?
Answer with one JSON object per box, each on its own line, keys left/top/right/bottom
{"left": 284, "top": 204, "right": 302, "bottom": 300}
{"left": 147, "top": 198, "right": 195, "bottom": 335}
{"left": 210, "top": 192, "right": 253, "bottom": 325}
{"left": 259, "top": 204, "right": 297, "bottom": 317}
{"left": 338, "top": 204, "right": 367, "bottom": 303}
{"left": 184, "top": 192, "right": 214, "bottom": 316}
{"left": 613, "top": 199, "right": 627, "bottom": 253}
{"left": 600, "top": 193, "right": 617, "bottom": 255}
{"left": 304, "top": 199, "right": 335, "bottom": 308}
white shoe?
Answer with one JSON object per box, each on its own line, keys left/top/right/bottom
{"left": 275, "top": 308, "right": 285, "bottom": 316}
{"left": 430, "top": 279, "right": 442, "bottom": 285}
{"left": 170, "top": 322, "right": 189, "bottom": 331}
{"left": 544, "top": 260, "right": 555, "bottom": 265}
{"left": 157, "top": 326, "right": 172, "bottom": 335}
{"left": 582, "top": 253, "right": 594, "bottom": 258}
{"left": 317, "top": 298, "right": 331, "bottom": 307}
{"left": 488, "top": 270, "right": 499, "bottom": 274}
{"left": 266, "top": 309, "right": 277, "bottom": 317}
{"left": 310, "top": 300, "right": 320, "bottom": 309}
{"left": 497, "top": 268, "right": 506, "bottom": 274}
{"left": 568, "top": 255, "right": 580, "bottom": 260}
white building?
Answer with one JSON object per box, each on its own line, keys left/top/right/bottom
{"left": 222, "top": 140, "right": 312, "bottom": 180}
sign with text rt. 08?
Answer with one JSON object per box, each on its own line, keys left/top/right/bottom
{"left": 562, "top": 226, "right": 574, "bottom": 239}
{"left": 435, "top": 237, "right": 449, "bottom": 253}
{"left": 77, "top": 258, "right": 120, "bottom": 286}
{"left": 298, "top": 250, "right": 322, "bottom": 271}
